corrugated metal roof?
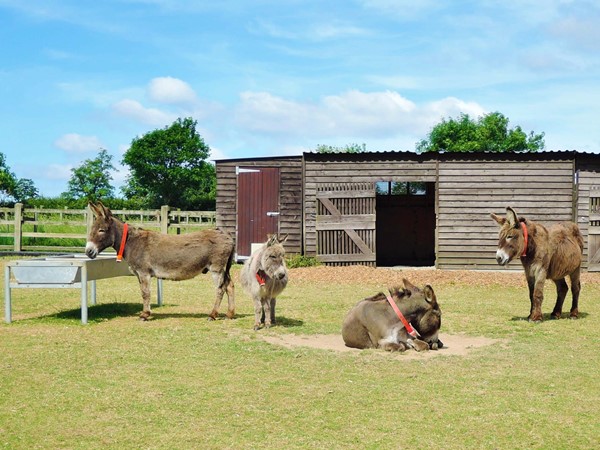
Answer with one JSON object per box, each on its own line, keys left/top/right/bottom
{"left": 215, "top": 150, "right": 600, "bottom": 163}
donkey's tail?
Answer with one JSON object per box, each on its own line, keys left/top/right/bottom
{"left": 221, "top": 243, "right": 235, "bottom": 289}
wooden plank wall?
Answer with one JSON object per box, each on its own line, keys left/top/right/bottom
{"left": 304, "top": 154, "right": 438, "bottom": 257}
{"left": 575, "top": 159, "right": 600, "bottom": 270}
{"left": 437, "top": 158, "right": 575, "bottom": 270}
{"left": 215, "top": 157, "right": 303, "bottom": 256}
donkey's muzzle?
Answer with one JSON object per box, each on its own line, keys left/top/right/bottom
{"left": 85, "top": 242, "right": 98, "bottom": 259}
{"left": 495, "top": 249, "right": 510, "bottom": 266}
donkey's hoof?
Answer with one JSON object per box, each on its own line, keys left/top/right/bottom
{"left": 207, "top": 316, "right": 216, "bottom": 321}
{"left": 139, "top": 313, "right": 151, "bottom": 321}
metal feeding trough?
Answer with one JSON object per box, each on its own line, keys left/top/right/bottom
{"left": 4, "top": 254, "right": 163, "bottom": 324}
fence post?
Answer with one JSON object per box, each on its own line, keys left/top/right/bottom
{"left": 160, "top": 205, "right": 170, "bottom": 234}
{"left": 13, "top": 203, "right": 23, "bottom": 252}
{"left": 86, "top": 204, "right": 94, "bottom": 236}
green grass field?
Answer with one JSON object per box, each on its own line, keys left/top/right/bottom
{"left": 1, "top": 260, "right": 599, "bottom": 449}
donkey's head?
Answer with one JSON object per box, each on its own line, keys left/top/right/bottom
{"left": 490, "top": 207, "right": 526, "bottom": 266}
{"left": 390, "top": 279, "right": 443, "bottom": 349}
{"left": 85, "top": 202, "right": 117, "bottom": 259}
{"left": 259, "top": 234, "right": 288, "bottom": 282}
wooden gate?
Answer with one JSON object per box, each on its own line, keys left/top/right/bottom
{"left": 316, "top": 182, "right": 376, "bottom": 266}
{"left": 588, "top": 187, "right": 600, "bottom": 271}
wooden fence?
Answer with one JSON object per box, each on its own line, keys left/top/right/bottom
{"left": 0, "top": 204, "right": 216, "bottom": 253}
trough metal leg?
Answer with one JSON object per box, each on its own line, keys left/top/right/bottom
{"left": 157, "top": 279, "right": 163, "bottom": 307}
{"left": 91, "top": 280, "right": 97, "bottom": 306}
{"left": 4, "top": 265, "right": 11, "bottom": 324}
{"left": 80, "top": 265, "right": 88, "bottom": 325}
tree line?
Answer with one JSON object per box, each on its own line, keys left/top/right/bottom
{"left": 1, "top": 112, "right": 544, "bottom": 209}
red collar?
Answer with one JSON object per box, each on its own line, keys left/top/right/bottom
{"left": 520, "top": 222, "right": 528, "bottom": 257}
{"left": 255, "top": 270, "right": 267, "bottom": 286}
{"left": 385, "top": 293, "right": 420, "bottom": 338}
{"left": 116, "top": 223, "right": 128, "bottom": 262}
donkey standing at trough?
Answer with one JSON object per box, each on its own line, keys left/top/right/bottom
{"left": 491, "top": 207, "right": 583, "bottom": 322}
{"left": 342, "top": 279, "right": 443, "bottom": 352}
{"left": 240, "top": 235, "right": 288, "bottom": 330}
{"left": 85, "top": 202, "right": 235, "bottom": 321}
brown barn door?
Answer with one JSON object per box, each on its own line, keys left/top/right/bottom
{"left": 589, "top": 188, "right": 600, "bottom": 271}
{"left": 316, "top": 182, "right": 376, "bottom": 266}
{"left": 237, "top": 167, "right": 280, "bottom": 258}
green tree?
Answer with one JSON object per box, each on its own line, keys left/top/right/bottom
{"left": 122, "top": 117, "right": 215, "bottom": 209}
{"left": 315, "top": 143, "right": 367, "bottom": 154}
{"left": 0, "top": 152, "right": 39, "bottom": 205}
{"left": 0, "top": 153, "right": 17, "bottom": 203}
{"left": 13, "top": 178, "right": 39, "bottom": 202}
{"left": 63, "top": 148, "right": 115, "bottom": 202}
{"left": 416, "top": 112, "right": 545, "bottom": 153}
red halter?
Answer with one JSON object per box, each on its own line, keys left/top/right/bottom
{"left": 520, "top": 222, "right": 528, "bottom": 257}
{"left": 385, "top": 293, "right": 420, "bottom": 338}
{"left": 116, "top": 223, "right": 128, "bottom": 262}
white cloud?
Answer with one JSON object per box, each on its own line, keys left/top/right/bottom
{"left": 423, "top": 97, "right": 486, "bottom": 122}
{"left": 250, "top": 19, "right": 368, "bottom": 41}
{"left": 208, "top": 146, "right": 228, "bottom": 161}
{"left": 234, "top": 90, "right": 485, "bottom": 139}
{"left": 54, "top": 133, "right": 103, "bottom": 153}
{"left": 147, "top": 76, "right": 198, "bottom": 104}
{"left": 112, "top": 99, "right": 175, "bottom": 126}
{"left": 44, "top": 163, "right": 73, "bottom": 180}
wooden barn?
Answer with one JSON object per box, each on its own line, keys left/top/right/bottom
{"left": 215, "top": 151, "right": 600, "bottom": 271}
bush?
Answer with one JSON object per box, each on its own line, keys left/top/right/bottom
{"left": 285, "top": 254, "right": 321, "bottom": 268}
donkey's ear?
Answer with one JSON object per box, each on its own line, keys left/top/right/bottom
{"left": 266, "top": 234, "right": 277, "bottom": 246}
{"left": 423, "top": 285, "right": 437, "bottom": 305}
{"left": 490, "top": 212, "right": 505, "bottom": 226}
{"left": 402, "top": 278, "right": 419, "bottom": 293}
{"left": 89, "top": 202, "right": 103, "bottom": 217}
{"left": 278, "top": 234, "right": 289, "bottom": 244}
{"left": 506, "top": 207, "right": 520, "bottom": 229}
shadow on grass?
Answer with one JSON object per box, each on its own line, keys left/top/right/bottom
{"left": 273, "top": 316, "right": 304, "bottom": 328}
{"left": 510, "top": 311, "right": 589, "bottom": 322}
{"left": 51, "top": 304, "right": 253, "bottom": 324}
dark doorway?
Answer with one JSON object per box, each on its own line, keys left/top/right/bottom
{"left": 236, "top": 167, "right": 280, "bottom": 258}
{"left": 375, "top": 181, "right": 435, "bottom": 266}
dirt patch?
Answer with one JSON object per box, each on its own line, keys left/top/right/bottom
{"left": 262, "top": 333, "right": 498, "bottom": 359}
{"left": 289, "top": 265, "right": 600, "bottom": 288}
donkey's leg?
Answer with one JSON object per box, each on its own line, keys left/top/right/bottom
{"left": 208, "top": 270, "right": 233, "bottom": 320}
{"left": 551, "top": 278, "right": 568, "bottom": 320}
{"left": 137, "top": 273, "right": 152, "bottom": 320}
{"left": 262, "top": 298, "right": 273, "bottom": 328}
{"left": 526, "top": 275, "right": 535, "bottom": 318}
{"left": 269, "top": 298, "right": 277, "bottom": 325}
{"left": 529, "top": 275, "right": 546, "bottom": 322}
{"left": 225, "top": 278, "right": 235, "bottom": 319}
{"left": 253, "top": 297, "right": 264, "bottom": 330}
{"left": 569, "top": 268, "right": 581, "bottom": 319}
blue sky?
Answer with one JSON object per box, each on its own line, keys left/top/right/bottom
{"left": 1, "top": 0, "right": 600, "bottom": 197}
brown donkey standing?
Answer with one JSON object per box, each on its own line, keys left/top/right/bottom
{"left": 491, "top": 207, "right": 583, "bottom": 322}
{"left": 85, "top": 202, "right": 235, "bottom": 321}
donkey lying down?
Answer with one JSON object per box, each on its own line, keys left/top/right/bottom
{"left": 342, "top": 279, "right": 442, "bottom": 352}
{"left": 240, "top": 235, "right": 288, "bottom": 330}
{"left": 85, "top": 202, "right": 235, "bottom": 321}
